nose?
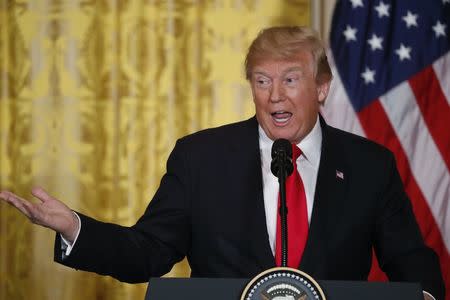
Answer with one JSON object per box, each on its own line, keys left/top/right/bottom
{"left": 270, "top": 81, "right": 285, "bottom": 102}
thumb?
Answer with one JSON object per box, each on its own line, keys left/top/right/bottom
{"left": 31, "top": 186, "right": 55, "bottom": 203}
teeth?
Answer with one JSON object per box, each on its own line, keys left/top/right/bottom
{"left": 271, "top": 111, "right": 291, "bottom": 124}
{"left": 274, "top": 117, "right": 290, "bottom": 122}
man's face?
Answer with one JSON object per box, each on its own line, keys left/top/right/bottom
{"left": 250, "top": 51, "right": 330, "bottom": 144}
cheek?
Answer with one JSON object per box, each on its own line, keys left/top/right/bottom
{"left": 253, "top": 91, "right": 269, "bottom": 107}
{"left": 292, "top": 86, "right": 319, "bottom": 104}
{"left": 298, "top": 100, "right": 321, "bottom": 122}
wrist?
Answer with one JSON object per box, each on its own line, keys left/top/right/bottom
{"left": 61, "top": 211, "right": 79, "bottom": 243}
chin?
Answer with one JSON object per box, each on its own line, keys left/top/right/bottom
{"left": 269, "top": 132, "right": 294, "bottom": 142}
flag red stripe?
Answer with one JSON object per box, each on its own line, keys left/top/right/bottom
{"left": 408, "top": 66, "right": 450, "bottom": 173}
{"left": 358, "top": 100, "right": 450, "bottom": 297}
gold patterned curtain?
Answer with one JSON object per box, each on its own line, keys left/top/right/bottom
{"left": 0, "top": 1, "right": 310, "bottom": 299}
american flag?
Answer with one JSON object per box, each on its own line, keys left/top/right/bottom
{"left": 322, "top": 0, "right": 450, "bottom": 298}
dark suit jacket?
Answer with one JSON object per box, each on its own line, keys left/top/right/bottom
{"left": 54, "top": 116, "right": 445, "bottom": 299}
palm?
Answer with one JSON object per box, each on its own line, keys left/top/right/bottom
{"left": 0, "top": 187, "right": 78, "bottom": 241}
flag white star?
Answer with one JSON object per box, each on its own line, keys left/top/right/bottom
{"left": 375, "top": 1, "right": 390, "bottom": 18}
{"left": 350, "top": 0, "right": 364, "bottom": 8}
{"left": 402, "top": 11, "right": 418, "bottom": 28}
{"left": 361, "top": 67, "right": 375, "bottom": 84}
{"left": 432, "top": 21, "right": 447, "bottom": 37}
{"left": 367, "top": 34, "right": 383, "bottom": 51}
{"left": 343, "top": 25, "right": 357, "bottom": 42}
{"left": 395, "top": 44, "right": 412, "bottom": 61}
{"left": 443, "top": 0, "right": 450, "bottom": 4}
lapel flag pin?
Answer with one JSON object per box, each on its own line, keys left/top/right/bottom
{"left": 336, "top": 170, "right": 344, "bottom": 180}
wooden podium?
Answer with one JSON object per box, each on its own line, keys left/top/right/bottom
{"left": 146, "top": 277, "right": 423, "bottom": 299}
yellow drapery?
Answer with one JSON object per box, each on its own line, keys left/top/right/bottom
{"left": 0, "top": 1, "right": 310, "bottom": 299}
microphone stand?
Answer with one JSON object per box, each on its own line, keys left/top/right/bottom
{"left": 276, "top": 151, "right": 289, "bottom": 268}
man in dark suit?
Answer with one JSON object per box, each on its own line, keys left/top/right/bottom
{"left": 0, "top": 26, "right": 445, "bottom": 299}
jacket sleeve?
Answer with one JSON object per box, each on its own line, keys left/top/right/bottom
{"left": 374, "top": 151, "right": 445, "bottom": 300}
{"left": 54, "top": 139, "right": 191, "bottom": 283}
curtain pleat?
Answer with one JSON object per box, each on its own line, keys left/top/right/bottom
{"left": 0, "top": 1, "right": 310, "bottom": 299}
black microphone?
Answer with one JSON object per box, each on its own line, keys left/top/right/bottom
{"left": 271, "top": 139, "right": 294, "bottom": 179}
{"left": 270, "top": 138, "right": 294, "bottom": 267}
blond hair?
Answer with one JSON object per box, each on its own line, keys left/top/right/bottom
{"left": 245, "top": 26, "right": 332, "bottom": 84}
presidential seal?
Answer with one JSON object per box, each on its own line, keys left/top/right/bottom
{"left": 241, "top": 267, "right": 326, "bottom": 300}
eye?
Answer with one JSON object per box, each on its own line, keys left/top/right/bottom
{"left": 254, "top": 77, "right": 271, "bottom": 87}
{"left": 284, "top": 75, "right": 299, "bottom": 85}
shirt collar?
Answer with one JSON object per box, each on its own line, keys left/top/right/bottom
{"left": 258, "top": 115, "right": 322, "bottom": 167}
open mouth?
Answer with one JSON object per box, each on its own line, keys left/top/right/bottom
{"left": 271, "top": 111, "right": 292, "bottom": 125}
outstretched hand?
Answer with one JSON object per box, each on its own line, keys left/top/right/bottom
{"left": 0, "top": 187, "right": 79, "bottom": 242}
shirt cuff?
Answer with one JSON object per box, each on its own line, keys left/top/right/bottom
{"left": 423, "top": 290, "right": 436, "bottom": 300}
{"left": 60, "top": 211, "right": 81, "bottom": 257}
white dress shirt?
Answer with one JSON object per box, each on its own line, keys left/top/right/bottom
{"left": 259, "top": 116, "right": 322, "bottom": 255}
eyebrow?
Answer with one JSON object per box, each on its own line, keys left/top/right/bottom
{"left": 283, "top": 66, "right": 303, "bottom": 73}
{"left": 252, "top": 71, "right": 270, "bottom": 77}
{"left": 252, "top": 66, "right": 304, "bottom": 77}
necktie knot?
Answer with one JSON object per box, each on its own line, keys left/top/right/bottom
{"left": 292, "top": 144, "right": 302, "bottom": 161}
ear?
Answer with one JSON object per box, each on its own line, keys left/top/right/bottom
{"left": 317, "top": 80, "right": 331, "bottom": 104}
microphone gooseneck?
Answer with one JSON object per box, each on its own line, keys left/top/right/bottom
{"left": 270, "top": 138, "right": 294, "bottom": 268}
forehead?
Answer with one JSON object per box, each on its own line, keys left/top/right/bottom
{"left": 250, "top": 50, "right": 314, "bottom": 75}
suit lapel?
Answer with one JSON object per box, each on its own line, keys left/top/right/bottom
{"left": 226, "top": 117, "right": 275, "bottom": 271}
{"left": 223, "top": 116, "right": 349, "bottom": 274}
{"left": 300, "top": 116, "right": 348, "bottom": 278}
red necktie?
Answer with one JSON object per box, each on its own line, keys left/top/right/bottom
{"left": 275, "top": 144, "right": 308, "bottom": 268}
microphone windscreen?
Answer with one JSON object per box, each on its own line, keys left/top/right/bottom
{"left": 271, "top": 138, "right": 292, "bottom": 159}
{"left": 271, "top": 139, "right": 293, "bottom": 178}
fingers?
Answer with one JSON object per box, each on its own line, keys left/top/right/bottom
{"left": 0, "top": 190, "right": 26, "bottom": 205}
{"left": 31, "top": 186, "right": 55, "bottom": 203}
{"left": 0, "top": 190, "right": 34, "bottom": 219}
{"left": 0, "top": 190, "right": 49, "bottom": 225}
{"left": 0, "top": 189, "right": 70, "bottom": 230}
